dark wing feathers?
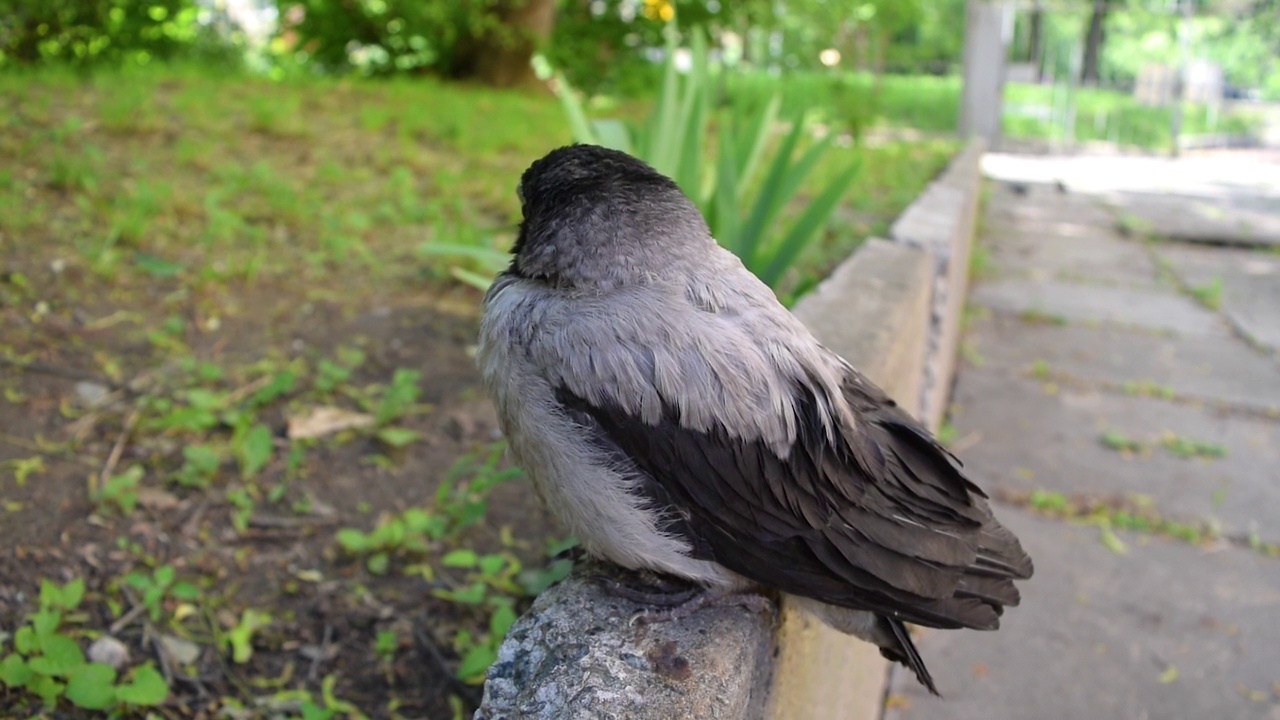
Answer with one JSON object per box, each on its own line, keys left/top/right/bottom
{"left": 554, "top": 370, "right": 1032, "bottom": 631}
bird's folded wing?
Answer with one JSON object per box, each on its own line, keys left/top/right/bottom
{"left": 554, "top": 368, "right": 1032, "bottom": 631}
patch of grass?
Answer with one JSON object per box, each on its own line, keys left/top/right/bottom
{"left": 1100, "top": 431, "right": 1147, "bottom": 454}
{"left": 1018, "top": 489, "right": 1221, "bottom": 550}
{"left": 0, "top": 579, "right": 169, "bottom": 712}
{"left": 1160, "top": 433, "right": 1228, "bottom": 459}
{"left": 1121, "top": 379, "right": 1177, "bottom": 400}
{"left": 1189, "top": 276, "right": 1224, "bottom": 311}
{"left": 1018, "top": 309, "right": 1070, "bottom": 326}
{"left": 725, "top": 71, "right": 1264, "bottom": 150}
{"left": 1029, "top": 359, "right": 1052, "bottom": 380}
{"left": 1099, "top": 430, "right": 1227, "bottom": 460}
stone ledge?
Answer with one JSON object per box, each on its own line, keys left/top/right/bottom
{"left": 890, "top": 137, "right": 988, "bottom": 430}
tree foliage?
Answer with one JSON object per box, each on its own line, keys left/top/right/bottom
{"left": 0, "top": 0, "right": 203, "bottom": 67}
{"left": 278, "top": 0, "right": 554, "bottom": 82}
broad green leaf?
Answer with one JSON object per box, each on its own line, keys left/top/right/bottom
{"left": 29, "top": 634, "right": 85, "bottom": 677}
{"left": 436, "top": 582, "right": 487, "bottom": 605}
{"left": 237, "top": 423, "right": 273, "bottom": 478}
{"left": 27, "top": 672, "right": 65, "bottom": 708}
{"left": 31, "top": 609, "right": 61, "bottom": 640}
{"left": 366, "top": 552, "right": 390, "bottom": 575}
{"left": 39, "top": 579, "right": 62, "bottom": 611}
{"left": 456, "top": 642, "right": 497, "bottom": 682}
{"left": 228, "top": 609, "right": 270, "bottom": 664}
{"left": 0, "top": 653, "right": 32, "bottom": 687}
{"left": 489, "top": 604, "right": 518, "bottom": 638}
{"left": 65, "top": 662, "right": 117, "bottom": 709}
{"left": 171, "top": 581, "right": 200, "bottom": 601}
{"left": 478, "top": 554, "right": 506, "bottom": 577}
{"left": 154, "top": 565, "right": 175, "bottom": 588}
{"left": 14, "top": 626, "right": 37, "bottom": 655}
{"left": 60, "top": 578, "right": 86, "bottom": 611}
{"left": 115, "top": 664, "right": 169, "bottom": 706}
{"left": 249, "top": 370, "right": 297, "bottom": 407}
{"left": 442, "top": 549, "right": 479, "bottom": 568}
{"left": 376, "top": 427, "right": 421, "bottom": 448}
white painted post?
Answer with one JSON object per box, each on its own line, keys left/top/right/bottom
{"left": 959, "top": 0, "right": 1012, "bottom": 144}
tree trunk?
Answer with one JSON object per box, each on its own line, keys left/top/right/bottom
{"left": 1080, "top": 2, "right": 1108, "bottom": 86}
{"left": 1028, "top": 7, "right": 1044, "bottom": 82}
{"left": 456, "top": 0, "right": 557, "bottom": 87}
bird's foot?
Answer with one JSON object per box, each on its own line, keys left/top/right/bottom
{"left": 628, "top": 588, "right": 775, "bottom": 627}
{"left": 589, "top": 570, "right": 702, "bottom": 607}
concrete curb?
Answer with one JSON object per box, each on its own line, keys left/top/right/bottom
{"left": 475, "top": 138, "right": 988, "bottom": 720}
{"left": 890, "top": 138, "right": 988, "bottom": 430}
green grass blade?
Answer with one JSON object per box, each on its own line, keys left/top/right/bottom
{"left": 772, "top": 130, "right": 835, "bottom": 213}
{"left": 450, "top": 267, "right": 497, "bottom": 292}
{"left": 736, "top": 115, "right": 808, "bottom": 266}
{"left": 734, "top": 94, "right": 781, "bottom": 202}
{"left": 416, "top": 242, "right": 509, "bottom": 269}
{"left": 550, "top": 72, "right": 597, "bottom": 144}
{"left": 591, "top": 119, "right": 633, "bottom": 154}
{"left": 712, "top": 125, "right": 740, "bottom": 252}
{"left": 676, "top": 30, "right": 709, "bottom": 201}
{"left": 648, "top": 27, "right": 683, "bottom": 175}
{"left": 757, "top": 158, "right": 862, "bottom": 288}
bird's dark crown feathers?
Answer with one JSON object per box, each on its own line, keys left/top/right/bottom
{"left": 509, "top": 144, "right": 711, "bottom": 287}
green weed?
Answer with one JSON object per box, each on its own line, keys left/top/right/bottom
{"left": 0, "top": 579, "right": 169, "bottom": 712}
{"left": 120, "top": 564, "right": 200, "bottom": 622}
{"left": 1189, "top": 276, "right": 1224, "bottom": 311}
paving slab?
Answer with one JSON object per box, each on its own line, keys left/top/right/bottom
{"left": 1151, "top": 244, "right": 1280, "bottom": 352}
{"left": 951, "top": 369, "right": 1280, "bottom": 541}
{"left": 964, "top": 314, "right": 1280, "bottom": 415}
{"left": 1104, "top": 191, "right": 1280, "bottom": 248}
{"left": 982, "top": 153, "right": 1280, "bottom": 202}
{"left": 981, "top": 223, "right": 1161, "bottom": 289}
{"left": 884, "top": 510, "right": 1280, "bottom": 720}
{"left": 970, "top": 279, "right": 1230, "bottom": 337}
{"left": 985, "top": 187, "right": 1119, "bottom": 229}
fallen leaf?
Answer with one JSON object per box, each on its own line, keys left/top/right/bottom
{"left": 884, "top": 694, "right": 910, "bottom": 710}
{"left": 135, "top": 487, "right": 181, "bottom": 511}
{"left": 1158, "top": 665, "right": 1178, "bottom": 684}
{"left": 159, "top": 634, "right": 201, "bottom": 665}
{"left": 1099, "top": 524, "right": 1128, "bottom": 555}
{"left": 287, "top": 406, "right": 374, "bottom": 440}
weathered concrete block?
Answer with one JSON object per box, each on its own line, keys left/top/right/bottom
{"left": 890, "top": 138, "right": 986, "bottom": 429}
{"left": 475, "top": 565, "right": 775, "bottom": 720}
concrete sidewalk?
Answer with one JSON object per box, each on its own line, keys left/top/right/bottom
{"left": 885, "top": 155, "right": 1280, "bottom": 720}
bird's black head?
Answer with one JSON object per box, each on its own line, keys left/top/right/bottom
{"left": 510, "top": 144, "right": 712, "bottom": 288}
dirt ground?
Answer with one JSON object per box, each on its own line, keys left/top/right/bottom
{"left": 0, "top": 263, "right": 560, "bottom": 717}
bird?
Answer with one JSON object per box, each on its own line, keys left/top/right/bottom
{"left": 477, "top": 144, "right": 1033, "bottom": 695}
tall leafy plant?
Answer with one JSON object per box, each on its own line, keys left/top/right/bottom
{"left": 546, "top": 28, "right": 862, "bottom": 289}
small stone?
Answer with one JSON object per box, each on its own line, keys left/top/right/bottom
{"left": 87, "top": 635, "right": 130, "bottom": 669}
{"left": 159, "top": 634, "right": 202, "bottom": 665}
{"left": 74, "top": 381, "right": 110, "bottom": 407}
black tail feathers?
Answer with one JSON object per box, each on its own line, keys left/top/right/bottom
{"left": 879, "top": 616, "right": 939, "bottom": 696}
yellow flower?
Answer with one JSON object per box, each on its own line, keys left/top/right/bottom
{"left": 642, "top": 0, "right": 675, "bottom": 22}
